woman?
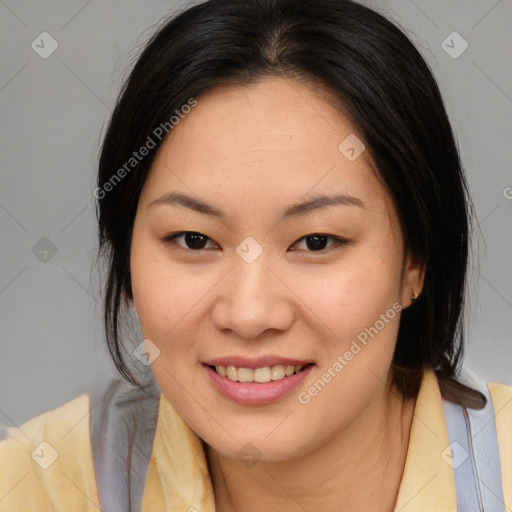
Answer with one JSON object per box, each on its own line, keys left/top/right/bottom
{"left": 1, "top": 0, "right": 510, "bottom": 510}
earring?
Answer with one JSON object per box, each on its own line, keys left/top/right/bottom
{"left": 411, "top": 292, "right": 419, "bottom": 302}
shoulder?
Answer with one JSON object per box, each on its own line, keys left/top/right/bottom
{"left": 486, "top": 379, "right": 512, "bottom": 505}
{"left": 0, "top": 392, "right": 100, "bottom": 511}
{"left": 487, "top": 378, "right": 512, "bottom": 400}
{"left": 475, "top": 373, "right": 512, "bottom": 422}
{"left": 487, "top": 378, "right": 512, "bottom": 442}
{"left": 455, "top": 366, "right": 512, "bottom": 410}
{"left": 458, "top": 367, "right": 512, "bottom": 427}
{"left": 0, "top": 392, "right": 91, "bottom": 445}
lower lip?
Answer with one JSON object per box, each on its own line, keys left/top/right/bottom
{"left": 203, "top": 364, "right": 314, "bottom": 406}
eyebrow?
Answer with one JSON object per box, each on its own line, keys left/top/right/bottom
{"left": 148, "top": 191, "right": 366, "bottom": 220}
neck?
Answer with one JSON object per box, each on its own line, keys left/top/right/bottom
{"left": 206, "top": 374, "right": 416, "bottom": 512}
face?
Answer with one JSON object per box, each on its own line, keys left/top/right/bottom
{"left": 130, "top": 77, "right": 424, "bottom": 462}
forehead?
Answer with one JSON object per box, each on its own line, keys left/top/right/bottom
{"left": 140, "top": 77, "right": 387, "bottom": 216}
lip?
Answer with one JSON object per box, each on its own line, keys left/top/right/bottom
{"left": 203, "top": 363, "right": 315, "bottom": 406}
{"left": 203, "top": 356, "right": 313, "bottom": 369}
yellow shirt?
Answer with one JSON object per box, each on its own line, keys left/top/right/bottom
{"left": 1, "top": 368, "right": 511, "bottom": 511}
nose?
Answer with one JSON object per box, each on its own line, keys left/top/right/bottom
{"left": 211, "top": 255, "right": 296, "bottom": 340}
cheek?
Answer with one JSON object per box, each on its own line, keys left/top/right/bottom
{"left": 300, "top": 257, "right": 401, "bottom": 337}
{"left": 293, "top": 267, "right": 402, "bottom": 436}
{"left": 294, "top": 259, "right": 402, "bottom": 415}
{"left": 130, "top": 242, "right": 197, "bottom": 344}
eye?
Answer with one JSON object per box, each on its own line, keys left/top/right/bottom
{"left": 290, "top": 234, "right": 347, "bottom": 252}
{"left": 165, "top": 231, "right": 219, "bottom": 251}
{"left": 164, "top": 232, "right": 347, "bottom": 253}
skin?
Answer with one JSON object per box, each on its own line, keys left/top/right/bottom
{"left": 130, "top": 76, "right": 425, "bottom": 511}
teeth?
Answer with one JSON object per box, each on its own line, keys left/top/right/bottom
{"left": 227, "top": 365, "right": 238, "bottom": 381}
{"left": 214, "top": 364, "right": 307, "bottom": 383}
{"left": 254, "top": 367, "right": 271, "bottom": 383}
{"left": 238, "top": 367, "right": 253, "bottom": 382}
{"left": 271, "top": 366, "right": 285, "bottom": 380}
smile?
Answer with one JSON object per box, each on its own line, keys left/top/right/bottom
{"left": 211, "top": 364, "right": 308, "bottom": 383}
{"left": 203, "top": 363, "right": 315, "bottom": 405}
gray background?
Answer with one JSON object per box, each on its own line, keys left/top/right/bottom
{"left": 1, "top": 0, "right": 511, "bottom": 429}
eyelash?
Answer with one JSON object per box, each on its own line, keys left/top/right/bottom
{"left": 163, "top": 232, "right": 348, "bottom": 253}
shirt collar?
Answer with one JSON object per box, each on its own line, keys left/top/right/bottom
{"left": 394, "top": 367, "right": 457, "bottom": 511}
{"left": 142, "top": 367, "right": 456, "bottom": 511}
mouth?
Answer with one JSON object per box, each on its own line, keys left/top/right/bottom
{"left": 203, "top": 361, "right": 316, "bottom": 405}
{"left": 206, "top": 363, "right": 313, "bottom": 383}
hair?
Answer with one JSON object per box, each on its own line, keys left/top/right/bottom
{"left": 96, "top": 0, "right": 486, "bottom": 408}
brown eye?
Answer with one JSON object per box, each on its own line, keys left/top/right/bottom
{"left": 291, "top": 234, "right": 347, "bottom": 252}
{"left": 165, "top": 232, "right": 218, "bottom": 250}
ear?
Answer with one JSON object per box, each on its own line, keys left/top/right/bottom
{"left": 400, "top": 251, "right": 425, "bottom": 309}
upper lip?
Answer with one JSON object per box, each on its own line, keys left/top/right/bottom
{"left": 203, "top": 356, "right": 314, "bottom": 369}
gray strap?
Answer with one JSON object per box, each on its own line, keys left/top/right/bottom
{"left": 89, "top": 376, "right": 161, "bottom": 512}
{"left": 442, "top": 368, "right": 505, "bottom": 511}
{"left": 442, "top": 399, "right": 481, "bottom": 509}
{"left": 464, "top": 370, "right": 506, "bottom": 511}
